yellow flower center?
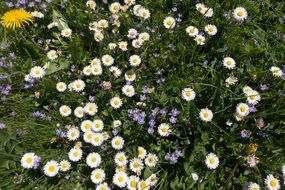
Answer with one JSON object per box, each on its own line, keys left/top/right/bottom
{"left": 130, "top": 180, "right": 137, "bottom": 187}
{"left": 119, "top": 156, "right": 125, "bottom": 162}
{"left": 48, "top": 165, "right": 55, "bottom": 172}
{"left": 94, "top": 137, "right": 100, "bottom": 142}
{"left": 115, "top": 140, "right": 120, "bottom": 145}
{"left": 91, "top": 157, "right": 97, "bottom": 162}
{"left": 118, "top": 176, "right": 124, "bottom": 182}
{"left": 95, "top": 173, "right": 101, "bottom": 179}
{"left": 95, "top": 123, "right": 100, "bottom": 128}
{"left": 114, "top": 100, "right": 119, "bottom": 105}
{"left": 186, "top": 91, "right": 191, "bottom": 97}
{"left": 84, "top": 124, "right": 90, "bottom": 129}
{"left": 166, "top": 20, "right": 173, "bottom": 25}
{"left": 237, "top": 11, "right": 243, "bottom": 17}
{"left": 161, "top": 127, "right": 167, "bottom": 133}
{"left": 73, "top": 152, "right": 79, "bottom": 157}
{"left": 203, "top": 112, "right": 209, "bottom": 118}
{"left": 133, "top": 162, "right": 139, "bottom": 168}
{"left": 26, "top": 157, "right": 33, "bottom": 164}
{"left": 87, "top": 133, "right": 93, "bottom": 139}
{"left": 270, "top": 180, "right": 277, "bottom": 187}
{"left": 209, "top": 158, "right": 215, "bottom": 164}
{"left": 240, "top": 106, "right": 246, "bottom": 112}
{"left": 1, "top": 9, "right": 34, "bottom": 29}
{"left": 140, "top": 181, "right": 147, "bottom": 189}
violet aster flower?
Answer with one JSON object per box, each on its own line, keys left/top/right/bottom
{"left": 249, "top": 105, "right": 257, "bottom": 113}
{"left": 260, "top": 84, "right": 269, "bottom": 91}
{"left": 148, "top": 119, "right": 156, "bottom": 127}
{"left": 32, "top": 156, "right": 41, "bottom": 169}
{"left": 0, "top": 123, "right": 6, "bottom": 129}
{"left": 147, "top": 127, "right": 155, "bottom": 134}
{"left": 169, "top": 116, "right": 177, "bottom": 123}
{"left": 241, "top": 129, "right": 251, "bottom": 138}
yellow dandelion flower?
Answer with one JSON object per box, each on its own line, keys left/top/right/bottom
{"left": 1, "top": 9, "right": 33, "bottom": 29}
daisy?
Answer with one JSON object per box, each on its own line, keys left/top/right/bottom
{"left": 72, "top": 79, "right": 85, "bottom": 92}
{"left": 86, "top": 153, "right": 102, "bottom": 168}
{"left": 138, "top": 147, "right": 147, "bottom": 159}
{"left": 59, "top": 105, "right": 72, "bottom": 117}
{"left": 94, "top": 32, "right": 104, "bottom": 42}
{"left": 80, "top": 120, "right": 93, "bottom": 132}
{"left": 98, "top": 19, "right": 109, "bottom": 29}
{"left": 127, "top": 176, "right": 140, "bottom": 190}
{"left": 158, "top": 123, "right": 171, "bottom": 137}
{"left": 102, "top": 55, "right": 114, "bottom": 66}
{"left": 61, "top": 28, "right": 72, "bottom": 38}
{"left": 118, "top": 41, "right": 128, "bottom": 51}
{"left": 246, "top": 90, "right": 261, "bottom": 105}
{"left": 132, "top": 39, "right": 143, "bottom": 49}
{"left": 31, "top": 11, "right": 44, "bottom": 18}
{"left": 96, "top": 183, "right": 111, "bottom": 190}
{"left": 236, "top": 103, "right": 250, "bottom": 117}
{"left": 128, "top": 28, "right": 138, "bottom": 39}
{"left": 204, "top": 8, "right": 214, "bottom": 17}
{"left": 83, "top": 66, "right": 92, "bottom": 76}
{"left": 110, "top": 2, "right": 121, "bottom": 13}
{"left": 195, "top": 3, "right": 206, "bottom": 13}
{"left": 93, "top": 119, "right": 104, "bottom": 132}
{"left": 110, "top": 97, "right": 123, "bottom": 109}
{"left": 109, "top": 66, "right": 122, "bottom": 78}
{"left": 148, "top": 174, "right": 158, "bottom": 186}
{"left": 265, "top": 174, "right": 280, "bottom": 190}
{"left": 56, "top": 82, "right": 67, "bottom": 92}
{"left": 182, "top": 88, "right": 196, "bottom": 101}
{"left": 21, "top": 153, "right": 37, "bottom": 169}
{"left": 111, "top": 136, "right": 125, "bottom": 150}
{"left": 74, "top": 106, "right": 85, "bottom": 118}
{"left": 129, "top": 158, "right": 144, "bottom": 173}
{"left": 90, "top": 58, "right": 101, "bottom": 66}
{"left": 115, "top": 152, "right": 128, "bottom": 166}
{"left": 84, "top": 102, "right": 98, "bottom": 116}
{"left": 194, "top": 35, "right": 205, "bottom": 45}
{"left": 145, "top": 153, "right": 158, "bottom": 168}
{"left": 91, "top": 65, "right": 103, "bottom": 76}
{"left": 91, "top": 168, "right": 106, "bottom": 184}
{"left": 67, "top": 127, "right": 80, "bottom": 141}
{"left": 43, "top": 160, "right": 59, "bottom": 177}
{"left": 233, "top": 7, "right": 248, "bottom": 21}
{"left": 204, "top": 24, "right": 217, "bottom": 36}
{"left": 139, "top": 32, "right": 150, "bottom": 42}
{"left": 124, "top": 0, "right": 136, "bottom": 6}
{"left": 223, "top": 57, "right": 236, "bottom": 69}
{"left": 243, "top": 86, "right": 254, "bottom": 95}
{"left": 59, "top": 160, "right": 71, "bottom": 172}
{"left": 270, "top": 66, "right": 283, "bottom": 77}
{"left": 108, "top": 43, "right": 117, "bottom": 50}
{"left": 225, "top": 76, "right": 238, "bottom": 86}
{"left": 138, "top": 180, "right": 150, "bottom": 190}
{"left": 47, "top": 50, "right": 58, "bottom": 60}
{"left": 199, "top": 108, "right": 214, "bottom": 122}
{"left": 86, "top": 0, "right": 96, "bottom": 10}
{"left": 113, "top": 172, "right": 128, "bottom": 188}
{"left": 91, "top": 133, "right": 104, "bottom": 147}
{"left": 125, "top": 71, "right": 136, "bottom": 82}
{"left": 122, "top": 85, "right": 135, "bottom": 97}
{"left": 129, "top": 55, "right": 141, "bottom": 67}
{"left": 248, "top": 182, "right": 260, "bottom": 190}
{"left": 83, "top": 131, "right": 94, "bottom": 143}
{"left": 186, "top": 26, "right": 199, "bottom": 37}
{"left": 68, "top": 148, "right": 83, "bottom": 162}
{"left": 139, "top": 8, "right": 151, "bottom": 19}
{"left": 163, "top": 16, "right": 176, "bottom": 29}
{"left": 205, "top": 153, "right": 219, "bottom": 169}
{"left": 30, "top": 66, "right": 45, "bottom": 79}
{"left": 113, "top": 120, "right": 122, "bottom": 128}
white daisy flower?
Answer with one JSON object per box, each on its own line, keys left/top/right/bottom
{"left": 223, "top": 57, "right": 236, "bottom": 69}
{"left": 111, "top": 136, "right": 124, "bottom": 150}
{"left": 242, "top": 86, "right": 254, "bottom": 95}
{"left": 115, "top": 152, "right": 128, "bottom": 166}
{"left": 109, "top": 2, "right": 121, "bottom": 13}
{"left": 194, "top": 35, "right": 205, "bottom": 45}
{"left": 83, "top": 131, "right": 94, "bottom": 143}
{"left": 118, "top": 41, "right": 128, "bottom": 51}
{"left": 265, "top": 174, "right": 280, "bottom": 190}
{"left": 233, "top": 7, "right": 248, "bottom": 21}
{"left": 113, "top": 172, "right": 128, "bottom": 188}
{"left": 127, "top": 175, "right": 140, "bottom": 190}
{"left": 132, "top": 39, "right": 143, "bottom": 48}
{"left": 43, "top": 160, "right": 59, "bottom": 177}
{"left": 236, "top": 103, "right": 250, "bottom": 117}
{"left": 158, "top": 123, "right": 171, "bottom": 137}
{"left": 127, "top": 28, "right": 138, "bottom": 39}
{"left": 30, "top": 66, "right": 45, "bottom": 79}
{"left": 125, "top": 71, "right": 136, "bottom": 82}
{"left": 124, "top": 0, "right": 136, "bottom": 6}
{"left": 282, "top": 164, "right": 285, "bottom": 176}
{"left": 59, "top": 105, "right": 72, "bottom": 117}
{"left": 86, "top": 0, "right": 96, "bottom": 10}
{"left": 138, "top": 147, "right": 147, "bottom": 159}
{"left": 83, "top": 65, "right": 92, "bottom": 76}
{"left": 56, "top": 82, "right": 67, "bottom": 92}
{"left": 21, "top": 153, "right": 37, "bottom": 169}
{"left": 138, "top": 180, "right": 150, "bottom": 190}
{"left": 94, "top": 32, "right": 104, "bottom": 42}
{"left": 91, "top": 168, "right": 106, "bottom": 184}
{"left": 89, "top": 21, "right": 98, "bottom": 31}
{"left": 91, "top": 65, "right": 103, "bottom": 76}
{"left": 113, "top": 120, "right": 122, "bottom": 128}
{"left": 248, "top": 183, "right": 260, "bottom": 190}
{"left": 182, "top": 88, "right": 196, "bottom": 101}
{"left": 205, "top": 153, "right": 219, "bottom": 169}
{"left": 84, "top": 102, "right": 98, "bottom": 116}
{"left": 225, "top": 76, "right": 238, "bottom": 86}
{"left": 72, "top": 79, "right": 85, "bottom": 92}
{"left": 148, "top": 174, "right": 158, "bottom": 186}
{"left": 67, "top": 127, "right": 80, "bottom": 141}
{"left": 246, "top": 90, "right": 261, "bottom": 105}
{"left": 129, "top": 158, "right": 144, "bottom": 173}
{"left": 108, "top": 43, "right": 117, "bottom": 50}
{"left": 270, "top": 66, "right": 283, "bottom": 77}
{"left": 98, "top": 19, "right": 109, "bottom": 29}
{"left": 204, "top": 8, "right": 214, "bottom": 17}
{"left": 102, "top": 55, "right": 114, "bottom": 66}
{"left": 145, "top": 153, "right": 158, "bottom": 168}
{"left": 110, "top": 97, "right": 123, "bottom": 109}
{"left": 80, "top": 120, "right": 93, "bottom": 132}
{"left": 86, "top": 153, "right": 102, "bottom": 168}
{"left": 96, "top": 183, "right": 110, "bottom": 190}
{"left": 61, "top": 28, "right": 72, "bottom": 38}
{"left": 109, "top": 66, "right": 122, "bottom": 78}
{"left": 195, "top": 3, "right": 206, "bottom": 13}
{"left": 199, "top": 108, "right": 214, "bottom": 122}
{"left": 74, "top": 106, "right": 85, "bottom": 118}
{"left": 93, "top": 119, "right": 104, "bottom": 132}
{"left": 68, "top": 148, "right": 83, "bottom": 162}
{"left": 139, "top": 32, "right": 150, "bottom": 42}
{"left": 139, "top": 8, "right": 151, "bottom": 19}
{"left": 122, "top": 85, "right": 135, "bottom": 97}
{"left": 163, "top": 16, "right": 176, "bottom": 29}
{"left": 129, "top": 55, "right": 141, "bottom": 67}
{"left": 91, "top": 133, "right": 104, "bottom": 147}
{"left": 186, "top": 26, "right": 199, "bottom": 37}
{"left": 204, "top": 24, "right": 218, "bottom": 36}
{"left": 47, "top": 50, "right": 58, "bottom": 60}
{"left": 90, "top": 57, "right": 101, "bottom": 66}
{"left": 59, "top": 160, "right": 71, "bottom": 172}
